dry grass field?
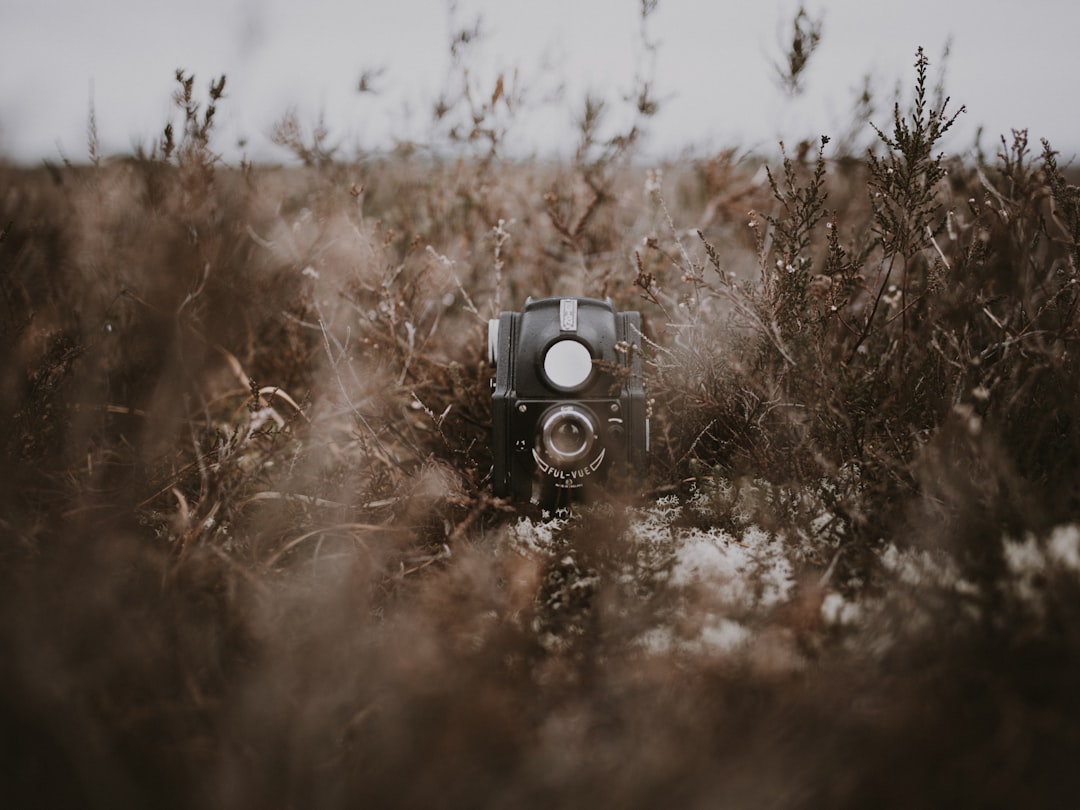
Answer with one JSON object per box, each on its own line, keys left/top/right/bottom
{"left": 2, "top": 18, "right": 1080, "bottom": 808}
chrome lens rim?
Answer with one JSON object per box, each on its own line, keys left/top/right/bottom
{"left": 540, "top": 404, "right": 597, "bottom": 467}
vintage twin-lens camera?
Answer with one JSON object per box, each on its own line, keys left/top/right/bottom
{"left": 489, "top": 297, "right": 648, "bottom": 508}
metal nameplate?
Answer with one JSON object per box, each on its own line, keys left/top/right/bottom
{"left": 560, "top": 299, "right": 578, "bottom": 332}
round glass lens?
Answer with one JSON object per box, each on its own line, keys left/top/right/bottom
{"left": 540, "top": 406, "right": 597, "bottom": 467}
{"left": 551, "top": 419, "right": 586, "bottom": 456}
{"left": 543, "top": 339, "right": 593, "bottom": 390}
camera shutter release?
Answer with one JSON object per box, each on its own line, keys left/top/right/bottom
{"left": 543, "top": 339, "right": 593, "bottom": 390}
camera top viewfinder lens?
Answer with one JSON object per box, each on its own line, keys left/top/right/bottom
{"left": 542, "top": 339, "right": 593, "bottom": 390}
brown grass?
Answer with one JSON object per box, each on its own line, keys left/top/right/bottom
{"left": 2, "top": 22, "right": 1080, "bottom": 809}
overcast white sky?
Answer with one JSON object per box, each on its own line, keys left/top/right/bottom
{"left": 1, "top": 0, "right": 1077, "bottom": 164}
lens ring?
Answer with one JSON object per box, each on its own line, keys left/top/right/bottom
{"left": 540, "top": 405, "right": 597, "bottom": 467}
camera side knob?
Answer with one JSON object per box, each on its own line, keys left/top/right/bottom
{"left": 487, "top": 319, "right": 500, "bottom": 366}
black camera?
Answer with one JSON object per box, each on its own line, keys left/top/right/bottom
{"left": 489, "top": 297, "right": 648, "bottom": 508}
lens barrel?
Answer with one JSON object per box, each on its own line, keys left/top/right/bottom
{"left": 539, "top": 405, "right": 597, "bottom": 468}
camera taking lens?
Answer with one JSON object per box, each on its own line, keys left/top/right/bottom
{"left": 540, "top": 404, "right": 597, "bottom": 467}
{"left": 489, "top": 297, "right": 648, "bottom": 509}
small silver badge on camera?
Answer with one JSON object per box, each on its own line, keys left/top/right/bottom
{"left": 559, "top": 298, "right": 578, "bottom": 332}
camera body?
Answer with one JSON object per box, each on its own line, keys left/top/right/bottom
{"left": 490, "top": 297, "right": 648, "bottom": 508}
